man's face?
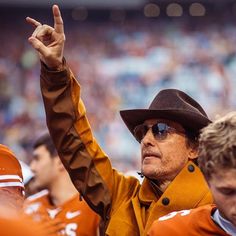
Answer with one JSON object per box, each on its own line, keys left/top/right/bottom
{"left": 140, "top": 119, "right": 197, "bottom": 181}
{"left": 208, "top": 168, "right": 236, "bottom": 226}
{"left": 30, "top": 145, "right": 56, "bottom": 190}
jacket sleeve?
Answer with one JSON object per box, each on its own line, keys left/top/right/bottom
{"left": 40, "top": 60, "right": 139, "bottom": 221}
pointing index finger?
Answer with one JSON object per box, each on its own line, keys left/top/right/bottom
{"left": 26, "top": 17, "right": 42, "bottom": 28}
{"left": 52, "top": 5, "right": 64, "bottom": 34}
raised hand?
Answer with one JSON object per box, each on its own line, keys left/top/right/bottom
{"left": 26, "top": 5, "right": 65, "bottom": 70}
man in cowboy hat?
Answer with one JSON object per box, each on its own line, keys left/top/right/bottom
{"left": 26, "top": 5, "right": 213, "bottom": 235}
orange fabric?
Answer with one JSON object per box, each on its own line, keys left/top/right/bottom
{"left": 0, "top": 213, "right": 45, "bottom": 236}
{"left": 0, "top": 205, "right": 47, "bottom": 235}
{"left": 24, "top": 191, "right": 100, "bottom": 236}
{"left": 148, "top": 205, "right": 229, "bottom": 236}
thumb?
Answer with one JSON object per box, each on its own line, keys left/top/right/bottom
{"left": 28, "top": 37, "right": 48, "bottom": 56}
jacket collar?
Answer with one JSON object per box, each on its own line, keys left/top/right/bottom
{"left": 138, "top": 161, "right": 208, "bottom": 205}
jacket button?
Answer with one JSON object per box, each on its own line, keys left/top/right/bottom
{"left": 162, "top": 197, "right": 170, "bottom": 206}
{"left": 188, "top": 164, "right": 195, "bottom": 172}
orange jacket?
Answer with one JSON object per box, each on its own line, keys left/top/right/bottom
{"left": 148, "top": 204, "right": 229, "bottom": 236}
{"left": 40, "top": 61, "right": 213, "bottom": 235}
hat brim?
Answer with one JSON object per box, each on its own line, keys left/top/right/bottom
{"left": 120, "top": 109, "right": 211, "bottom": 140}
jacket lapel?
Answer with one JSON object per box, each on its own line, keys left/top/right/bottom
{"left": 144, "top": 161, "right": 212, "bottom": 234}
{"left": 131, "top": 196, "right": 144, "bottom": 235}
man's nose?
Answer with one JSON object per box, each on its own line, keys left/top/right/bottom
{"left": 29, "top": 161, "right": 36, "bottom": 172}
{"left": 142, "top": 128, "right": 155, "bottom": 146}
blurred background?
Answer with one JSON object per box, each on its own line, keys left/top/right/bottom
{"left": 0, "top": 0, "right": 236, "bottom": 172}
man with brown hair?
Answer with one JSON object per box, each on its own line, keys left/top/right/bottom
{"left": 148, "top": 112, "right": 236, "bottom": 236}
{"left": 26, "top": 5, "right": 213, "bottom": 235}
{"left": 24, "top": 133, "right": 100, "bottom": 236}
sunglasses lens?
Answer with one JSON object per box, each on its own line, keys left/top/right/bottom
{"left": 134, "top": 124, "right": 148, "bottom": 142}
{"left": 152, "top": 123, "right": 168, "bottom": 140}
{"left": 134, "top": 123, "right": 170, "bottom": 142}
{"left": 134, "top": 122, "right": 183, "bottom": 142}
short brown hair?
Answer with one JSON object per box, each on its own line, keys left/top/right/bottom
{"left": 198, "top": 112, "right": 236, "bottom": 180}
{"left": 33, "top": 133, "right": 57, "bottom": 158}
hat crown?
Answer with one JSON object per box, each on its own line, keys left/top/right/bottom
{"left": 149, "top": 89, "right": 207, "bottom": 117}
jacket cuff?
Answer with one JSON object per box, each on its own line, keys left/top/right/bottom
{"left": 40, "top": 58, "right": 69, "bottom": 85}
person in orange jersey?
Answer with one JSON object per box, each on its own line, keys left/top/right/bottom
{"left": 26, "top": 5, "right": 214, "bottom": 235}
{"left": 148, "top": 112, "right": 236, "bottom": 236}
{"left": 24, "top": 133, "right": 100, "bottom": 236}
{"left": 0, "top": 144, "right": 47, "bottom": 236}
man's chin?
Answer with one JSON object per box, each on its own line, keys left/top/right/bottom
{"left": 141, "top": 168, "right": 156, "bottom": 179}
{"left": 31, "top": 182, "right": 44, "bottom": 192}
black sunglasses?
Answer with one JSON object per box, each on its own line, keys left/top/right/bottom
{"left": 133, "top": 122, "right": 185, "bottom": 143}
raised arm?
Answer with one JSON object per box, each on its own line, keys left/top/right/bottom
{"left": 26, "top": 5, "right": 140, "bottom": 224}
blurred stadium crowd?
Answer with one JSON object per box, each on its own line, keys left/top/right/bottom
{"left": 0, "top": 5, "right": 236, "bottom": 172}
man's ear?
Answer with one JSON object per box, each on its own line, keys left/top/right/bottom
{"left": 188, "top": 149, "right": 198, "bottom": 160}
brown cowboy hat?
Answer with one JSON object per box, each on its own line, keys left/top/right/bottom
{"left": 120, "top": 89, "right": 211, "bottom": 140}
